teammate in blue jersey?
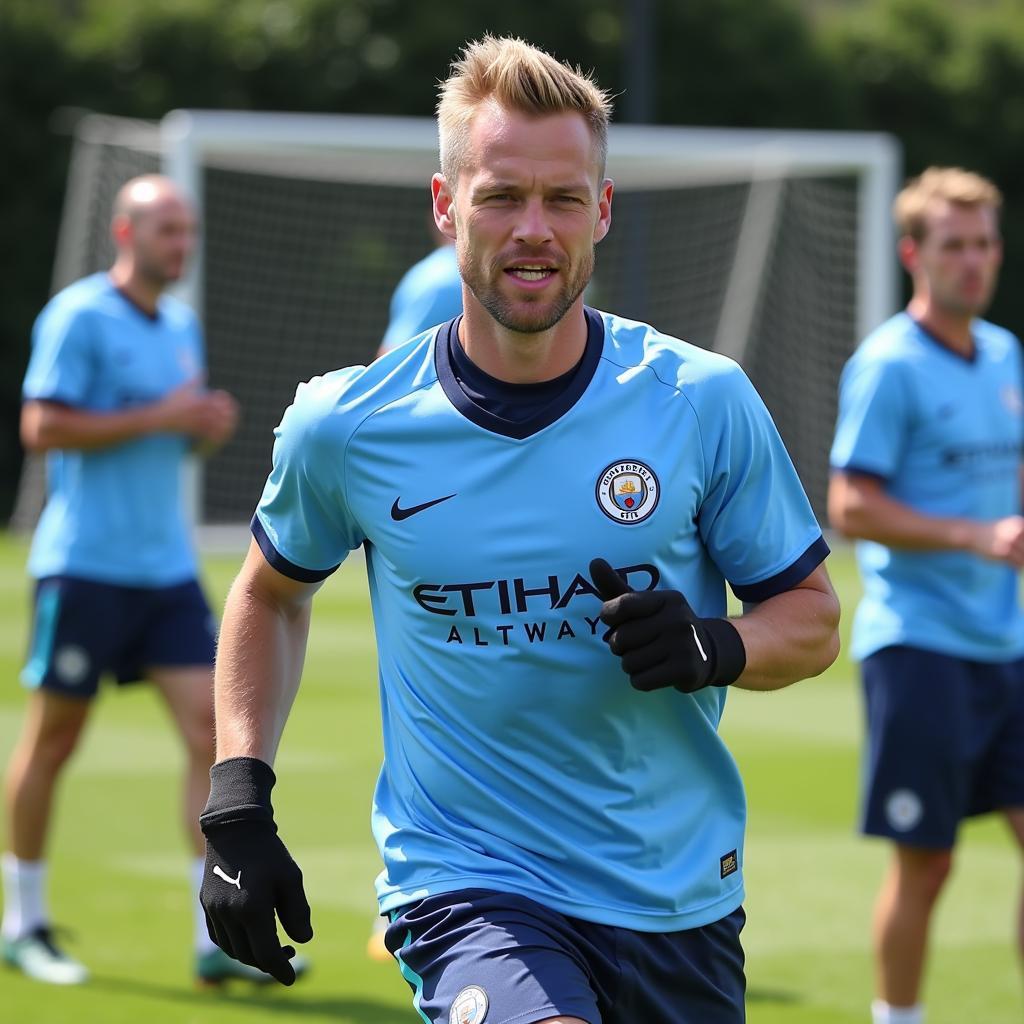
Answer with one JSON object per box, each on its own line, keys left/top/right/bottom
{"left": 1, "top": 176, "right": 250, "bottom": 986}
{"left": 200, "top": 37, "right": 841, "bottom": 1021}
{"left": 377, "top": 223, "right": 462, "bottom": 358}
{"left": 829, "top": 167, "right": 1024, "bottom": 1024}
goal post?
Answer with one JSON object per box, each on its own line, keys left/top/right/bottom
{"left": 14, "top": 109, "right": 900, "bottom": 532}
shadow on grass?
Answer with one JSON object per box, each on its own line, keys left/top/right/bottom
{"left": 88, "top": 974, "right": 406, "bottom": 1022}
{"left": 748, "top": 986, "right": 802, "bottom": 1005}
{"left": 86, "top": 973, "right": 802, "bottom": 1019}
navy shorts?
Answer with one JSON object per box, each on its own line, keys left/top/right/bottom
{"left": 861, "top": 645, "right": 1024, "bottom": 848}
{"left": 21, "top": 576, "right": 216, "bottom": 699}
{"left": 385, "top": 889, "right": 746, "bottom": 1024}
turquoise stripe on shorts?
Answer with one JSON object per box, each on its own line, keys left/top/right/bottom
{"left": 21, "top": 583, "right": 62, "bottom": 688}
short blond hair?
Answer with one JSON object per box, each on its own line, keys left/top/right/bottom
{"left": 437, "top": 35, "right": 613, "bottom": 188}
{"left": 894, "top": 166, "right": 1002, "bottom": 241}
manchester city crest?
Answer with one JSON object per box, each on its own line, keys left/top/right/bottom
{"left": 596, "top": 460, "right": 660, "bottom": 524}
{"left": 450, "top": 986, "right": 488, "bottom": 1024}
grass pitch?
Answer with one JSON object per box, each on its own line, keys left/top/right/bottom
{"left": 0, "top": 533, "right": 1019, "bottom": 1022}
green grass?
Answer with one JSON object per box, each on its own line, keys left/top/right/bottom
{"left": 0, "top": 534, "right": 1019, "bottom": 1023}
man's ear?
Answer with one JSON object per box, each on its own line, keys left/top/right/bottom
{"left": 111, "top": 212, "right": 133, "bottom": 248}
{"left": 432, "top": 174, "right": 457, "bottom": 241}
{"left": 897, "top": 235, "right": 918, "bottom": 276}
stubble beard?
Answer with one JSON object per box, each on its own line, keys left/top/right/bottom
{"left": 136, "top": 249, "right": 184, "bottom": 289}
{"left": 937, "top": 276, "right": 997, "bottom": 319}
{"left": 459, "top": 245, "right": 595, "bottom": 335}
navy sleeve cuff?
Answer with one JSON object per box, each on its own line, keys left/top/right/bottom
{"left": 22, "top": 391, "right": 85, "bottom": 408}
{"left": 829, "top": 463, "right": 890, "bottom": 484}
{"left": 250, "top": 514, "right": 340, "bottom": 583}
{"left": 730, "top": 535, "right": 831, "bottom": 603}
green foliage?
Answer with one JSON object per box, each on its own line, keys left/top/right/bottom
{"left": 3, "top": 0, "right": 1024, "bottom": 522}
{"left": 822, "top": 0, "right": 1024, "bottom": 322}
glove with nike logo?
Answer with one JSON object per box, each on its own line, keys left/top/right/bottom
{"left": 199, "top": 757, "right": 312, "bottom": 985}
{"left": 590, "top": 557, "right": 746, "bottom": 693}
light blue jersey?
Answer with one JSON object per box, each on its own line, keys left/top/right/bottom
{"left": 255, "top": 309, "right": 827, "bottom": 932}
{"left": 23, "top": 273, "right": 203, "bottom": 586}
{"left": 379, "top": 245, "right": 462, "bottom": 353}
{"left": 831, "top": 312, "right": 1024, "bottom": 662}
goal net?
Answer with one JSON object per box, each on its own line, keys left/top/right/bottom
{"left": 13, "top": 110, "right": 899, "bottom": 530}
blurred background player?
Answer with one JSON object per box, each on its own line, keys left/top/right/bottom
{"left": 829, "top": 167, "right": 1024, "bottom": 1024}
{"left": 1, "top": 175, "right": 251, "bottom": 986}
{"left": 376, "top": 218, "right": 462, "bottom": 359}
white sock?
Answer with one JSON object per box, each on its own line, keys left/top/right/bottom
{"left": 191, "top": 857, "right": 217, "bottom": 955}
{"left": 1, "top": 853, "right": 49, "bottom": 940}
{"left": 872, "top": 1000, "right": 924, "bottom": 1024}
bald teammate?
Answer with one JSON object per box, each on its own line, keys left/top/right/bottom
{"left": 1, "top": 176, "right": 251, "bottom": 985}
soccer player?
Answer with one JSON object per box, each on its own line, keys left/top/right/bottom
{"left": 200, "top": 37, "right": 841, "bottom": 1021}
{"left": 376, "top": 220, "right": 462, "bottom": 358}
{"left": 1, "top": 175, "right": 252, "bottom": 986}
{"left": 829, "top": 168, "right": 1024, "bottom": 1024}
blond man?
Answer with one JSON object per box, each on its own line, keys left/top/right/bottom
{"left": 830, "top": 168, "right": 1024, "bottom": 1024}
{"left": 200, "top": 37, "right": 840, "bottom": 1022}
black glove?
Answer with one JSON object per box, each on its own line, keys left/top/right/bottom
{"left": 590, "top": 557, "right": 746, "bottom": 693}
{"left": 199, "top": 756, "right": 312, "bottom": 985}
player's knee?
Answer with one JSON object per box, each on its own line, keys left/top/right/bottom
{"left": 30, "top": 718, "right": 84, "bottom": 771}
{"left": 922, "top": 851, "right": 954, "bottom": 896}
{"left": 901, "top": 849, "right": 954, "bottom": 902}
{"left": 183, "top": 711, "right": 216, "bottom": 764}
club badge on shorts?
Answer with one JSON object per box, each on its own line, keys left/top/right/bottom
{"left": 885, "top": 788, "right": 923, "bottom": 832}
{"left": 596, "top": 460, "right": 660, "bottom": 524}
{"left": 450, "top": 986, "right": 488, "bottom": 1024}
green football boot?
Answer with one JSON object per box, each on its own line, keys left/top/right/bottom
{"left": 3, "top": 926, "right": 89, "bottom": 985}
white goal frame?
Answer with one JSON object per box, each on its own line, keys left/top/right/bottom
{"left": 160, "top": 109, "right": 901, "bottom": 358}
{"left": 14, "top": 110, "right": 901, "bottom": 538}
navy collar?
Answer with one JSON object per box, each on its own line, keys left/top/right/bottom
{"left": 907, "top": 313, "right": 977, "bottom": 364}
{"left": 435, "top": 307, "right": 605, "bottom": 439}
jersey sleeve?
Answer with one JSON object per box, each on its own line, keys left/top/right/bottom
{"left": 23, "top": 306, "right": 95, "bottom": 406}
{"left": 380, "top": 261, "right": 462, "bottom": 353}
{"left": 381, "top": 288, "right": 454, "bottom": 353}
{"left": 252, "top": 375, "right": 366, "bottom": 582}
{"left": 829, "top": 355, "right": 910, "bottom": 480}
{"left": 696, "top": 364, "right": 828, "bottom": 603}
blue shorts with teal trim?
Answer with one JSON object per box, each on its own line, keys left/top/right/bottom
{"left": 22, "top": 576, "right": 216, "bottom": 698}
{"left": 386, "top": 888, "right": 746, "bottom": 1024}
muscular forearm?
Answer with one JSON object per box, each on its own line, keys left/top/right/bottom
{"left": 214, "top": 573, "right": 312, "bottom": 764}
{"left": 21, "top": 401, "right": 162, "bottom": 453}
{"left": 731, "top": 586, "right": 841, "bottom": 692}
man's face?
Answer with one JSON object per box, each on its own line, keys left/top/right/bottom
{"left": 435, "top": 103, "right": 612, "bottom": 334}
{"left": 904, "top": 201, "right": 1002, "bottom": 317}
{"left": 130, "top": 196, "right": 197, "bottom": 285}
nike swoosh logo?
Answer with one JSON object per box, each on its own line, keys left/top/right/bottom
{"left": 690, "top": 624, "right": 709, "bottom": 663}
{"left": 213, "top": 865, "right": 242, "bottom": 889}
{"left": 391, "top": 493, "right": 457, "bottom": 521}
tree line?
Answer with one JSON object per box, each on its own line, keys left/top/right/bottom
{"left": 2, "top": 0, "right": 1021, "bottom": 520}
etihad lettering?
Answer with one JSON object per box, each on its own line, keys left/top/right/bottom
{"left": 413, "top": 564, "right": 659, "bottom": 617}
